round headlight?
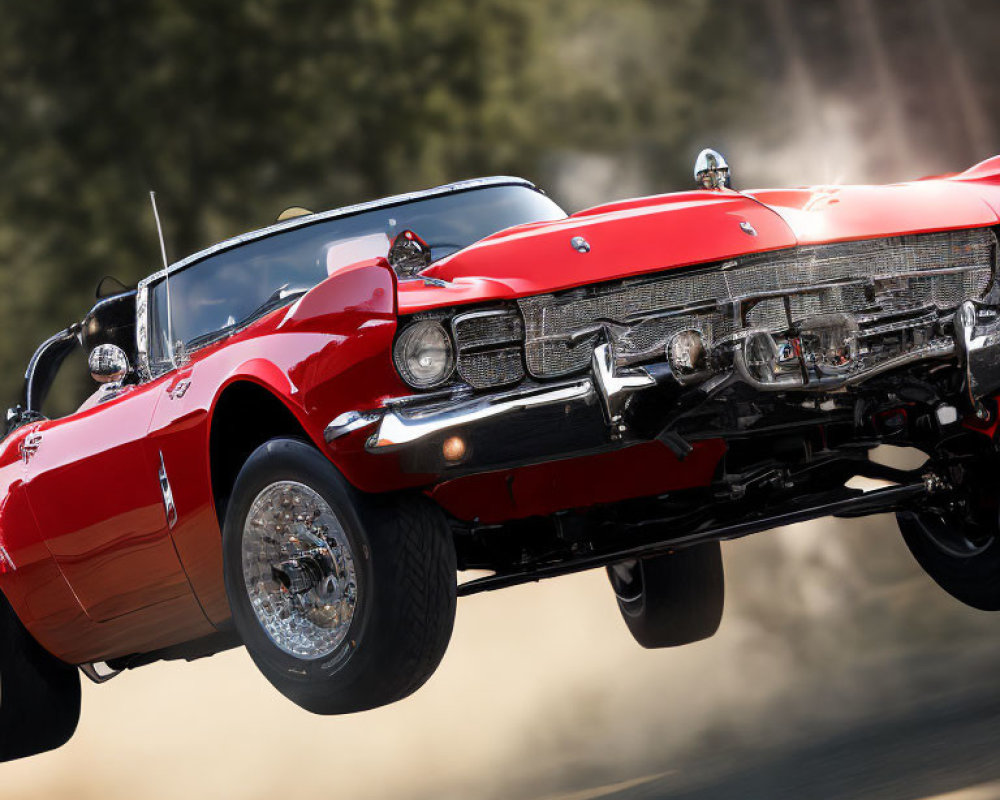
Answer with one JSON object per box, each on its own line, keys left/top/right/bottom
{"left": 393, "top": 320, "right": 455, "bottom": 389}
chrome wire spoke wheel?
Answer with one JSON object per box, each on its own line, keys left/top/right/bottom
{"left": 241, "top": 481, "right": 358, "bottom": 660}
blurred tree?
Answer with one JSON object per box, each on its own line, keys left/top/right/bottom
{"left": 0, "top": 0, "right": 713, "bottom": 408}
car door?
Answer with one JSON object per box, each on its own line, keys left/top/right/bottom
{"left": 23, "top": 380, "right": 193, "bottom": 622}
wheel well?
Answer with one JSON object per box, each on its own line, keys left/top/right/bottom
{"left": 209, "top": 381, "right": 311, "bottom": 526}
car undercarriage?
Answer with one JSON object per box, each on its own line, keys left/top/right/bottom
{"left": 363, "top": 226, "right": 1000, "bottom": 599}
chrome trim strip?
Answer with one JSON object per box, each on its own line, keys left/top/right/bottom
{"left": 368, "top": 380, "right": 594, "bottom": 450}
{"left": 384, "top": 386, "right": 476, "bottom": 409}
{"left": 158, "top": 451, "right": 178, "bottom": 529}
{"left": 450, "top": 307, "right": 525, "bottom": 349}
{"left": 135, "top": 284, "right": 151, "bottom": 382}
{"left": 324, "top": 410, "right": 383, "bottom": 443}
{"left": 136, "top": 176, "right": 535, "bottom": 292}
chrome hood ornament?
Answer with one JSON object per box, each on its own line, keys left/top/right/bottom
{"left": 694, "top": 148, "right": 731, "bottom": 190}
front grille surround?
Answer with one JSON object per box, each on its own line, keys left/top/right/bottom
{"left": 515, "top": 227, "right": 996, "bottom": 380}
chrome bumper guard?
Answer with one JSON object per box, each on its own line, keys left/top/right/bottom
{"left": 956, "top": 299, "right": 1000, "bottom": 404}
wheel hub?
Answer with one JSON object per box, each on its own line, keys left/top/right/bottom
{"left": 241, "top": 481, "right": 358, "bottom": 659}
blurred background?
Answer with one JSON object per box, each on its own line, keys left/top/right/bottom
{"left": 4, "top": 1, "right": 1000, "bottom": 798}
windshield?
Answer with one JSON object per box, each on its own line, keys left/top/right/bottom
{"left": 146, "top": 184, "right": 565, "bottom": 372}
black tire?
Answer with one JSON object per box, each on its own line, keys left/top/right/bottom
{"left": 606, "top": 542, "right": 725, "bottom": 648}
{"left": 898, "top": 510, "right": 1000, "bottom": 611}
{"left": 223, "top": 438, "right": 457, "bottom": 714}
{"left": 0, "top": 593, "right": 81, "bottom": 762}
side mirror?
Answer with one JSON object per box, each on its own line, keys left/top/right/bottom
{"left": 89, "top": 344, "right": 130, "bottom": 385}
{"left": 387, "top": 229, "right": 431, "bottom": 277}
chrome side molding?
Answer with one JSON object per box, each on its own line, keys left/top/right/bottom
{"left": 158, "top": 451, "right": 178, "bottom": 529}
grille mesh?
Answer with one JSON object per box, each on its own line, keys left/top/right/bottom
{"left": 517, "top": 228, "right": 995, "bottom": 379}
{"left": 453, "top": 309, "right": 526, "bottom": 388}
{"left": 456, "top": 347, "right": 525, "bottom": 388}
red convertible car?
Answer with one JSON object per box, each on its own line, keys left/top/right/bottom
{"left": 4, "top": 151, "right": 1000, "bottom": 759}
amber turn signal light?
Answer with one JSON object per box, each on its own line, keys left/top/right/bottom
{"left": 442, "top": 436, "right": 467, "bottom": 463}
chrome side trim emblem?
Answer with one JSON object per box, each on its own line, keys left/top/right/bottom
{"left": 167, "top": 378, "right": 192, "bottom": 399}
{"left": 739, "top": 221, "right": 758, "bottom": 236}
{"left": 571, "top": 236, "right": 591, "bottom": 253}
{"left": 158, "top": 451, "right": 178, "bottom": 529}
{"left": 19, "top": 431, "right": 42, "bottom": 464}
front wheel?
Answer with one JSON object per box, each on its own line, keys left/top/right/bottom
{"left": 898, "top": 508, "right": 1000, "bottom": 610}
{"left": 223, "top": 438, "right": 457, "bottom": 714}
{"left": 898, "top": 451, "right": 1000, "bottom": 611}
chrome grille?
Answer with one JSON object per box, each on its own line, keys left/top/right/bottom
{"left": 456, "top": 347, "right": 525, "bottom": 388}
{"left": 518, "top": 228, "right": 995, "bottom": 379}
{"left": 452, "top": 309, "right": 525, "bottom": 388}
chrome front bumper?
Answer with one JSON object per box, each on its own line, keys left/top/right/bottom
{"left": 324, "top": 344, "right": 662, "bottom": 474}
{"left": 369, "top": 380, "right": 594, "bottom": 449}
{"left": 325, "top": 301, "right": 1000, "bottom": 475}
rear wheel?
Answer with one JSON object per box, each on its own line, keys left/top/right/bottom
{"left": 607, "top": 542, "right": 725, "bottom": 648}
{"left": 0, "top": 594, "right": 81, "bottom": 762}
{"left": 223, "top": 438, "right": 457, "bottom": 714}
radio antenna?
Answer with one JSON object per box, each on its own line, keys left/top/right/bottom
{"left": 149, "top": 191, "right": 177, "bottom": 370}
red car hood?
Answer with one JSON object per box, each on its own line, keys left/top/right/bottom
{"left": 399, "top": 163, "right": 1000, "bottom": 314}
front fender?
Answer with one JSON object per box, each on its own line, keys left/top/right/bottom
{"left": 202, "top": 259, "right": 418, "bottom": 492}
